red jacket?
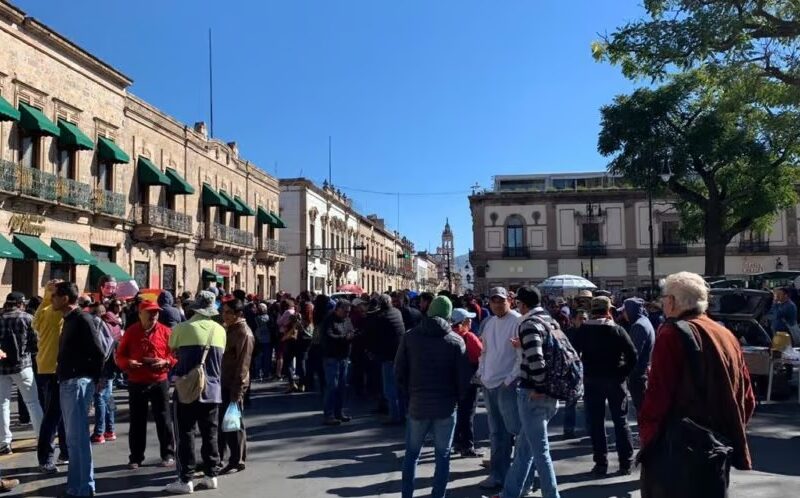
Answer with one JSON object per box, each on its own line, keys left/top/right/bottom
{"left": 454, "top": 327, "right": 483, "bottom": 365}
{"left": 115, "top": 321, "right": 177, "bottom": 385}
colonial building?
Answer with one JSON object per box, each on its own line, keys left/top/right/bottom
{"left": 0, "top": 3, "right": 285, "bottom": 298}
{"left": 469, "top": 172, "right": 798, "bottom": 294}
{"left": 279, "top": 178, "right": 416, "bottom": 295}
{"left": 415, "top": 251, "right": 441, "bottom": 292}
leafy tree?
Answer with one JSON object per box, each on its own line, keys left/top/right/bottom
{"left": 598, "top": 71, "right": 800, "bottom": 276}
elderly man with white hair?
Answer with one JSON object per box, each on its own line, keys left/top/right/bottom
{"left": 638, "top": 272, "right": 755, "bottom": 498}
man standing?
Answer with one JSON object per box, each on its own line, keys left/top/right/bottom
{"left": 476, "top": 287, "right": 522, "bottom": 492}
{"left": 218, "top": 298, "right": 254, "bottom": 474}
{"left": 770, "top": 286, "right": 799, "bottom": 344}
{"left": 115, "top": 300, "right": 177, "bottom": 469}
{"left": 157, "top": 291, "right": 184, "bottom": 330}
{"left": 0, "top": 292, "right": 42, "bottom": 453}
{"left": 165, "top": 291, "right": 227, "bottom": 495}
{"left": 562, "top": 309, "right": 587, "bottom": 438}
{"left": 450, "top": 308, "right": 483, "bottom": 458}
{"left": 364, "top": 294, "right": 406, "bottom": 425}
{"left": 392, "top": 291, "right": 422, "bottom": 332}
{"left": 622, "top": 298, "right": 655, "bottom": 413}
{"left": 395, "top": 296, "right": 469, "bottom": 498}
{"left": 320, "top": 300, "right": 355, "bottom": 426}
{"left": 0, "top": 346, "right": 18, "bottom": 493}
{"left": 639, "top": 272, "right": 755, "bottom": 497}
{"left": 572, "top": 296, "right": 637, "bottom": 476}
{"left": 53, "top": 282, "right": 109, "bottom": 497}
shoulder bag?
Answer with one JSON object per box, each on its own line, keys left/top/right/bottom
{"left": 174, "top": 330, "right": 214, "bottom": 404}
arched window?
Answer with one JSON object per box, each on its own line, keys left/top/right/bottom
{"left": 505, "top": 215, "right": 525, "bottom": 257}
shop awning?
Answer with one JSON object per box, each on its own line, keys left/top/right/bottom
{"left": 202, "top": 183, "right": 229, "bottom": 207}
{"left": 270, "top": 211, "right": 287, "bottom": 229}
{"left": 137, "top": 156, "right": 171, "bottom": 187}
{"left": 90, "top": 260, "right": 134, "bottom": 284}
{"left": 219, "top": 190, "right": 240, "bottom": 213}
{"left": 12, "top": 234, "right": 62, "bottom": 262}
{"left": 57, "top": 120, "right": 94, "bottom": 151}
{"left": 0, "top": 234, "right": 24, "bottom": 260}
{"left": 50, "top": 238, "right": 96, "bottom": 265}
{"left": 234, "top": 196, "right": 255, "bottom": 216}
{"left": 0, "top": 95, "right": 20, "bottom": 122}
{"left": 257, "top": 206, "right": 276, "bottom": 225}
{"left": 165, "top": 168, "right": 195, "bottom": 195}
{"left": 202, "top": 269, "right": 224, "bottom": 283}
{"left": 18, "top": 102, "right": 60, "bottom": 137}
{"left": 97, "top": 137, "right": 130, "bottom": 164}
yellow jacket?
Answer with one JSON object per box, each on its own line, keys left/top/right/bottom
{"left": 32, "top": 289, "right": 63, "bottom": 375}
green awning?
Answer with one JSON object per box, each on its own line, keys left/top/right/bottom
{"left": 234, "top": 196, "right": 255, "bottom": 216}
{"left": 165, "top": 168, "right": 195, "bottom": 195}
{"left": 202, "top": 183, "right": 229, "bottom": 207}
{"left": 202, "top": 269, "right": 224, "bottom": 283}
{"left": 137, "top": 156, "right": 171, "bottom": 187}
{"left": 97, "top": 137, "right": 130, "bottom": 164}
{"left": 12, "top": 234, "right": 62, "bottom": 262}
{"left": 57, "top": 119, "right": 94, "bottom": 151}
{"left": 219, "top": 190, "right": 239, "bottom": 213}
{"left": 50, "top": 238, "right": 96, "bottom": 265}
{"left": 18, "top": 102, "right": 60, "bottom": 137}
{"left": 0, "top": 95, "right": 19, "bottom": 122}
{"left": 257, "top": 206, "right": 276, "bottom": 225}
{"left": 270, "top": 211, "right": 287, "bottom": 229}
{"left": 0, "top": 234, "right": 24, "bottom": 260}
{"left": 90, "top": 260, "right": 133, "bottom": 283}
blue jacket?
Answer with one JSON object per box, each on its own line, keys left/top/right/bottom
{"left": 623, "top": 298, "right": 655, "bottom": 378}
{"left": 770, "top": 300, "right": 798, "bottom": 334}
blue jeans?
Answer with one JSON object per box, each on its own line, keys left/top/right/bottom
{"left": 501, "top": 390, "right": 560, "bottom": 498}
{"left": 60, "top": 378, "right": 95, "bottom": 496}
{"left": 323, "top": 358, "right": 349, "bottom": 418}
{"left": 92, "top": 380, "right": 115, "bottom": 436}
{"left": 402, "top": 413, "right": 457, "bottom": 498}
{"left": 484, "top": 384, "right": 521, "bottom": 485}
{"left": 382, "top": 361, "right": 404, "bottom": 422}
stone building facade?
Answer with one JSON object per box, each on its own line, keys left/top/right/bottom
{"left": 0, "top": 3, "right": 284, "bottom": 298}
{"left": 469, "top": 172, "right": 800, "bottom": 294}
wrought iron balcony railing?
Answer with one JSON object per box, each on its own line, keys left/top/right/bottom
{"left": 578, "top": 242, "right": 607, "bottom": 256}
{"left": 738, "top": 240, "right": 770, "bottom": 253}
{"left": 258, "top": 238, "right": 287, "bottom": 254}
{"left": 93, "top": 188, "right": 126, "bottom": 218}
{"left": 134, "top": 204, "right": 193, "bottom": 234}
{"left": 57, "top": 177, "right": 93, "bottom": 210}
{"left": 657, "top": 241, "right": 688, "bottom": 255}
{"left": 207, "top": 222, "right": 254, "bottom": 247}
{"left": 503, "top": 246, "right": 530, "bottom": 258}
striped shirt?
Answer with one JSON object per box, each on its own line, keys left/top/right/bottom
{"left": 517, "top": 307, "right": 555, "bottom": 392}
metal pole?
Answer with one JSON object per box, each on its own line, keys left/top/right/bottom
{"left": 648, "top": 187, "right": 656, "bottom": 297}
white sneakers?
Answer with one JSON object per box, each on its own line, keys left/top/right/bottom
{"left": 164, "top": 476, "right": 218, "bottom": 494}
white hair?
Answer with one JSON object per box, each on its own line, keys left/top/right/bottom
{"left": 662, "top": 272, "right": 709, "bottom": 314}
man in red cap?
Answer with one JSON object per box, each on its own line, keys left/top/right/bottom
{"left": 115, "top": 300, "right": 177, "bottom": 469}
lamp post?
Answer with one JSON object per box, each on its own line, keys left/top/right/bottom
{"left": 648, "top": 162, "right": 673, "bottom": 298}
{"left": 585, "top": 200, "right": 598, "bottom": 279}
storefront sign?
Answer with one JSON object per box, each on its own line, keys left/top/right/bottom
{"left": 216, "top": 264, "right": 231, "bottom": 277}
{"left": 742, "top": 261, "right": 766, "bottom": 274}
{"left": 8, "top": 214, "right": 45, "bottom": 236}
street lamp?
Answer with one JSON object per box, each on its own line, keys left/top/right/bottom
{"left": 585, "top": 199, "right": 600, "bottom": 279}
{"left": 648, "top": 160, "right": 673, "bottom": 297}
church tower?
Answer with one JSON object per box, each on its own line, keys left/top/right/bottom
{"left": 442, "top": 218, "right": 454, "bottom": 266}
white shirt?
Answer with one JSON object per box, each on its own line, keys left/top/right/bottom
{"left": 477, "top": 309, "right": 522, "bottom": 389}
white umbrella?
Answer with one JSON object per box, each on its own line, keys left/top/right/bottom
{"left": 538, "top": 274, "right": 597, "bottom": 294}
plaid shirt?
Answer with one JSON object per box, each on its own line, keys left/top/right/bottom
{"left": 0, "top": 308, "right": 36, "bottom": 375}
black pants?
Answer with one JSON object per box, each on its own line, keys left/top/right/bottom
{"left": 128, "top": 381, "right": 174, "bottom": 465}
{"left": 628, "top": 375, "right": 647, "bottom": 414}
{"left": 584, "top": 378, "right": 634, "bottom": 467}
{"left": 304, "top": 344, "right": 325, "bottom": 392}
{"left": 217, "top": 389, "right": 247, "bottom": 467}
{"left": 454, "top": 383, "right": 479, "bottom": 451}
{"left": 36, "top": 373, "right": 68, "bottom": 465}
{"left": 172, "top": 395, "right": 220, "bottom": 483}
{"left": 286, "top": 339, "right": 310, "bottom": 387}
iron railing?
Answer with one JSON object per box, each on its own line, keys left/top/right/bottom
{"left": 657, "top": 242, "right": 688, "bottom": 255}
{"left": 134, "top": 205, "right": 193, "bottom": 233}
{"left": 258, "top": 238, "right": 287, "bottom": 254}
{"left": 503, "top": 246, "right": 530, "bottom": 258}
{"left": 578, "top": 242, "right": 607, "bottom": 256}
{"left": 93, "top": 188, "right": 126, "bottom": 217}
{"left": 207, "top": 221, "right": 254, "bottom": 247}
{"left": 57, "top": 177, "right": 93, "bottom": 210}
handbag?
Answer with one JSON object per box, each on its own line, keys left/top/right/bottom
{"left": 174, "top": 330, "right": 213, "bottom": 404}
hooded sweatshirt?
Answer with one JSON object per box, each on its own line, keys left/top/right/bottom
{"left": 394, "top": 316, "right": 470, "bottom": 420}
{"left": 158, "top": 291, "right": 184, "bottom": 329}
{"left": 623, "top": 298, "right": 656, "bottom": 378}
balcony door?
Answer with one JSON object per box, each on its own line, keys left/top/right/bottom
{"left": 505, "top": 215, "right": 525, "bottom": 257}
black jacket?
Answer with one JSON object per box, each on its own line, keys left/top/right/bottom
{"left": 572, "top": 318, "right": 637, "bottom": 382}
{"left": 365, "top": 307, "right": 406, "bottom": 362}
{"left": 57, "top": 307, "right": 108, "bottom": 381}
{"left": 320, "top": 314, "right": 354, "bottom": 359}
{"left": 394, "top": 316, "right": 470, "bottom": 420}
{"left": 400, "top": 306, "right": 423, "bottom": 331}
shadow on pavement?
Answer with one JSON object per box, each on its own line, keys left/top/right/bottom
{"left": 748, "top": 435, "right": 800, "bottom": 476}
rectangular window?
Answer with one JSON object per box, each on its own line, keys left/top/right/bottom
{"left": 163, "top": 264, "right": 177, "bottom": 296}
{"left": 49, "top": 263, "right": 75, "bottom": 282}
{"left": 90, "top": 244, "right": 114, "bottom": 263}
{"left": 321, "top": 228, "right": 327, "bottom": 249}
{"left": 661, "top": 221, "right": 681, "bottom": 244}
{"left": 552, "top": 178, "right": 576, "bottom": 190}
{"left": 98, "top": 161, "right": 114, "bottom": 191}
{"left": 133, "top": 261, "right": 150, "bottom": 290}
{"left": 309, "top": 223, "right": 316, "bottom": 247}
{"left": 165, "top": 193, "right": 176, "bottom": 211}
{"left": 139, "top": 185, "right": 149, "bottom": 206}
{"left": 582, "top": 223, "right": 600, "bottom": 243}
{"left": 233, "top": 214, "right": 241, "bottom": 229}
{"left": 56, "top": 148, "right": 76, "bottom": 179}
{"left": 18, "top": 130, "right": 39, "bottom": 169}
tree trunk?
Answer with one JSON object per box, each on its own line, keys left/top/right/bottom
{"left": 703, "top": 209, "right": 727, "bottom": 277}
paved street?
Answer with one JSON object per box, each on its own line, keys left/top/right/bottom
{"left": 1, "top": 382, "right": 798, "bottom": 497}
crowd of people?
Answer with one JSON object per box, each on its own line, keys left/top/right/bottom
{"left": 0, "top": 270, "right": 764, "bottom": 497}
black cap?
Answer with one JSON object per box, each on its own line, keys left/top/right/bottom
{"left": 5, "top": 291, "right": 27, "bottom": 306}
{"left": 516, "top": 286, "right": 541, "bottom": 308}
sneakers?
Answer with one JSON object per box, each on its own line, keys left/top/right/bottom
{"left": 57, "top": 454, "right": 69, "bottom": 465}
{"left": 478, "top": 477, "right": 502, "bottom": 491}
{"left": 220, "top": 463, "right": 245, "bottom": 475}
{"left": 0, "top": 478, "right": 19, "bottom": 492}
{"left": 128, "top": 462, "right": 140, "bottom": 470}
{"left": 618, "top": 463, "right": 633, "bottom": 476}
{"left": 165, "top": 480, "right": 194, "bottom": 495}
{"left": 196, "top": 476, "right": 218, "bottom": 490}
{"left": 0, "top": 445, "right": 11, "bottom": 456}
{"left": 160, "top": 458, "right": 176, "bottom": 467}
{"left": 39, "top": 463, "right": 59, "bottom": 474}
{"left": 323, "top": 417, "right": 341, "bottom": 426}
{"left": 460, "top": 448, "right": 485, "bottom": 458}
{"left": 103, "top": 431, "right": 117, "bottom": 442}
{"left": 90, "top": 434, "right": 105, "bottom": 444}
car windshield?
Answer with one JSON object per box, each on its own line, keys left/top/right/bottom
{"left": 708, "top": 291, "right": 768, "bottom": 315}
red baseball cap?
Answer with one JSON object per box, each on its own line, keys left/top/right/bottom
{"left": 138, "top": 300, "right": 161, "bottom": 312}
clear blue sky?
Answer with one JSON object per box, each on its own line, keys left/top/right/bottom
{"left": 18, "top": 0, "right": 643, "bottom": 255}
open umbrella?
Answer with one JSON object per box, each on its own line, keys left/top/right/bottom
{"left": 337, "top": 284, "right": 364, "bottom": 294}
{"left": 538, "top": 275, "right": 597, "bottom": 295}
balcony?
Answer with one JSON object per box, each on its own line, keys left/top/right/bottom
{"left": 255, "top": 238, "right": 287, "bottom": 265}
{"left": 578, "top": 241, "right": 607, "bottom": 256}
{"left": 657, "top": 241, "right": 688, "bottom": 255}
{"left": 739, "top": 240, "right": 770, "bottom": 253}
{"left": 199, "top": 221, "right": 254, "bottom": 255}
{"left": 503, "top": 246, "right": 530, "bottom": 258}
{"left": 132, "top": 205, "right": 193, "bottom": 245}
{"left": 93, "top": 188, "right": 126, "bottom": 218}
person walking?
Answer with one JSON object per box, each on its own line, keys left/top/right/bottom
{"left": 165, "top": 291, "right": 226, "bottom": 495}
{"left": 639, "top": 272, "right": 756, "bottom": 498}
{"left": 218, "top": 298, "right": 255, "bottom": 474}
{"left": 53, "top": 282, "right": 110, "bottom": 497}
{"left": 364, "top": 294, "right": 406, "bottom": 425}
{"left": 395, "top": 296, "right": 470, "bottom": 498}
{"left": 572, "top": 296, "right": 637, "bottom": 476}
{"left": 622, "top": 297, "right": 655, "bottom": 413}
{"left": 0, "top": 292, "right": 43, "bottom": 453}
{"left": 115, "top": 300, "right": 177, "bottom": 469}
{"left": 0, "top": 348, "right": 19, "bottom": 495}
{"left": 319, "top": 300, "right": 355, "bottom": 425}
{"left": 450, "top": 308, "right": 484, "bottom": 458}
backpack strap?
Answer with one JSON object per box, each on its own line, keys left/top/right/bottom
{"left": 199, "top": 328, "right": 214, "bottom": 366}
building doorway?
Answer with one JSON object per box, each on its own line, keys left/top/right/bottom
{"left": 11, "top": 260, "right": 37, "bottom": 298}
{"left": 269, "top": 276, "right": 276, "bottom": 298}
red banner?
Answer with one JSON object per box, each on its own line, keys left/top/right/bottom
{"left": 216, "top": 264, "right": 231, "bottom": 277}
